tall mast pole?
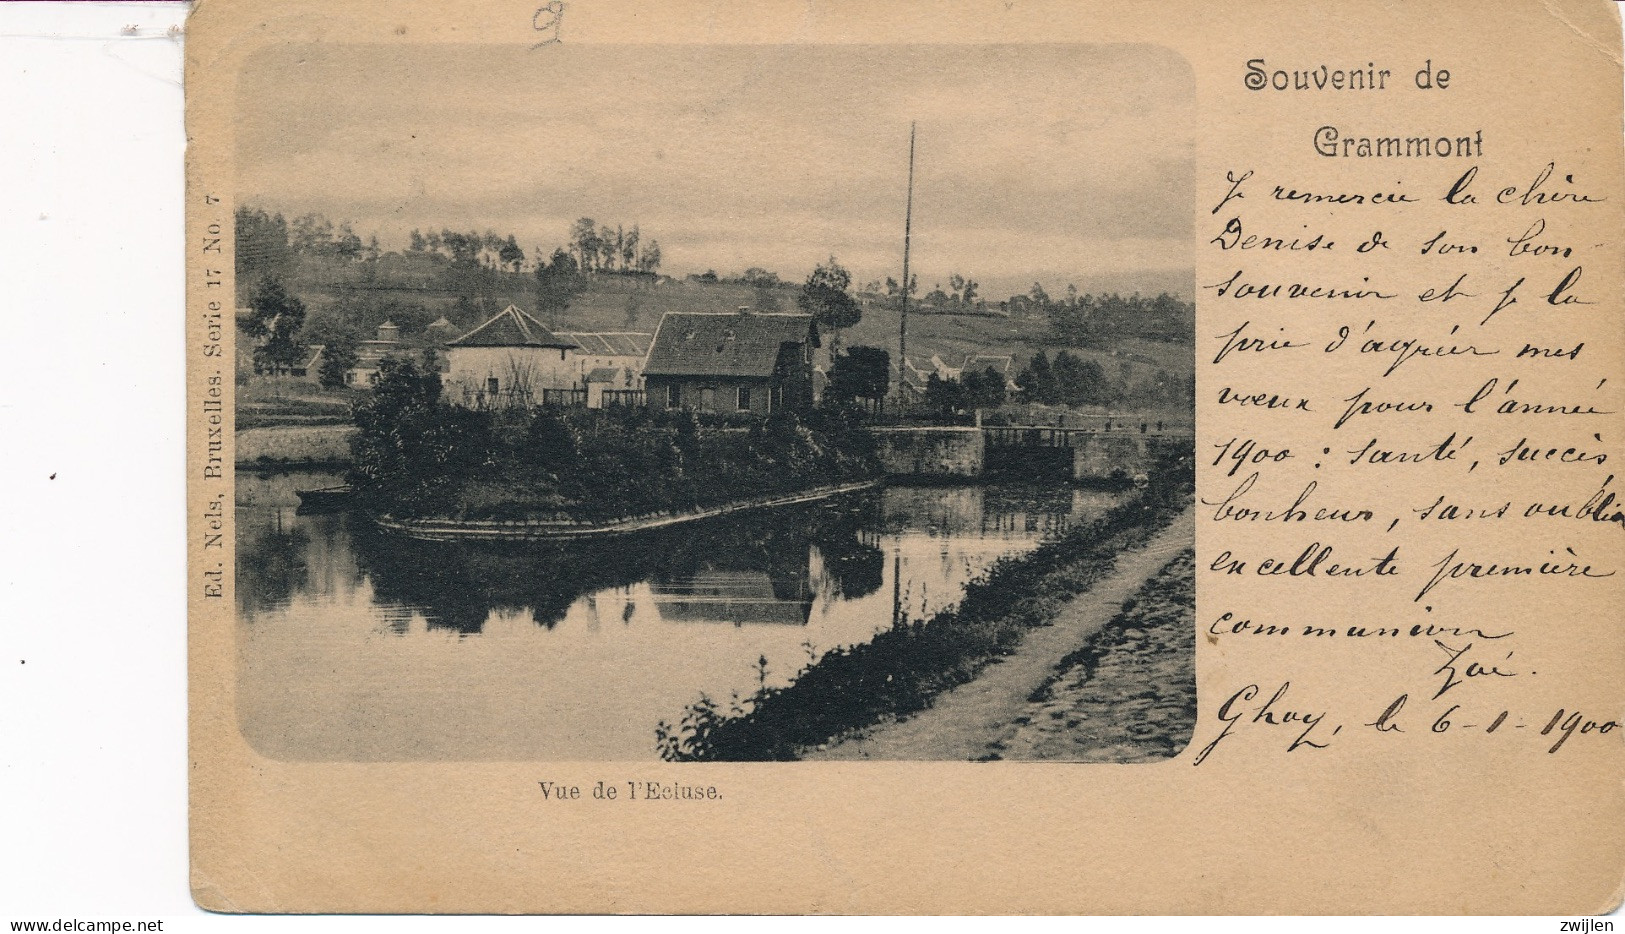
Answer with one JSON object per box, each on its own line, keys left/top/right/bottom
{"left": 898, "top": 122, "right": 915, "bottom": 399}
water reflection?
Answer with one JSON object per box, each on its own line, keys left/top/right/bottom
{"left": 333, "top": 504, "right": 881, "bottom": 633}
{"left": 235, "top": 470, "right": 1124, "bottom": 760}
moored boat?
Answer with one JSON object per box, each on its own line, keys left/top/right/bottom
{"left": 294, "top": 485, "right": 356, "bottom": 514}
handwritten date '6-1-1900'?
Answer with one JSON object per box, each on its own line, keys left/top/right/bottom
{"left": 1192, "top": 679, "right": 1619, "bottom": 766}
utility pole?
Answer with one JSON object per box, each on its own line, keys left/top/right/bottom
{"left": 897, "top": 122, "right": 915, "bottom": 400}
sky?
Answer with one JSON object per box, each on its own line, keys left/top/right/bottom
{"left": 237, "top": 43, "right": 1195, "bottom": 299}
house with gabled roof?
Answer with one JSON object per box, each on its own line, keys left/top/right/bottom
{"left": 290, "top": 344, "right": 324, "bottom": 381}
{"left": 897, "top": 356, "right": 936, "bottom": 398}
{"left": 642, "top": 308, "right": 818, "bottom": 415}
{"left": 425, "top": 316, "right": 458, "bottom": 343}
{"left": 445, "top": 304, "right": 580, "bottom": 409}
{"left": 963, "top": 353, "right": 1020, "bottom": 392}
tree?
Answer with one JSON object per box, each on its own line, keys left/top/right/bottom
{"left": 740, "top": 267, "right": 780, "bottom": 288}
{"left": 419, "top": 348, "right": 444, "bottom": 398}
{"left": 235, "top": 207, "right": 294, "bottom": 286}
{"left": 922, "top": 373, "right": 967, "bottom": 417}
{"left": 436, "top": 229, "right": 479, "bottom": 265}
{"left": 333, "top": 223, "right": 363, "bottom": 260}
{"left": 289, "top": 213, "right": 335, "bottom": 255}
{"left": 596, "top": 224, "right": 618, "bottom": 271}
{"left": 1076, "top": 358, "right": 1111, "bottom": 406}
{"left": 1050, "top": 350, "right": 1080, "bottom": 404}
{"left": 1146, "top": 292, "right": 1191, "bottom": 341}
{"left": 348, "top": 356, "right": 477, "bottom": 516}
{"left": 797, "top": 256, "right": 861, "bottom": 351}
{"left": 962, "top": 367, "right": 1006, "bottom": 408}
{"left": 948, "top": 273, "right": 980, "bottom": 305}
{"left": 639, "top": 238, "right": 662, "bottom": 273}
{"left": 570, "top": 218, "right": 599, "bottom": 271}
{"left": 1017, "top": 351, "right": 1057, "bottom": 404}
{"left": 245, "top": 278, "right": 307, "bottom": 375}
{"left": 499, "top": 235, "right": 525, "bottom": 272}
{"left": 622, "top": 225, "right": 640, "bottom": 272}
{"left": 535, "top": 248, "right": 583, "bottom": 319}
{"left": 318, "top": 340, "right": 359, "bottom": 389}
{"left": 1049, "top": 351, "right": 1111, "bottom": 407}
{"left": 826, "top": 345, "right": 890, "bottom": 406}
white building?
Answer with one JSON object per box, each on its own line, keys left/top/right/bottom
{"left": 555, "top": 331, "right": 652, "bottom": 407}
{"left": 445, "top": 305, "right": 580, "bottom": 408}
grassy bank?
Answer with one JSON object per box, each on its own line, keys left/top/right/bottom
{"left": 236, "top": 425, "right": 358, "bottom": 468}
{"left": 654, "top": 449, "right": 1194, "bottom": 761}
{"left": 237, "top": 380, "right": 359, "bottom": 429}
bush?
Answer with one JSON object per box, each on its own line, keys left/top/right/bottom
{"left": 348, "top": 393, "right": 882, "bottom": 521}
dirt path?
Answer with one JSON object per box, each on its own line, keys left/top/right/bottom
{"left": 997, "top": 548, "right": 1195, "bottom": 762}
{"left": 803, "top": 506, "right": 1195, "bottom": 761}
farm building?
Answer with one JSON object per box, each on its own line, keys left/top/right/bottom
{"left": 642, "top": 309, "right": 818, "bottom": 415}
{"left": 556, "top": 331, "right": 653, "bottom": 407}
{"left": 445, "top": 304, "right": 580, "bottom": 408}
{"left": 962, "top": 353, "right": 1020, "bottom": 392}
{"left": 343, "top": 321, "right": 403, "bottom": 388}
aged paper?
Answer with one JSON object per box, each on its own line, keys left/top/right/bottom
{"left": 188, "top": 0, "right": 1624, "bottom": 914}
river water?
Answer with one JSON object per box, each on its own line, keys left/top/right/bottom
{"left": 235, "top": 470, "right": 1127, "bottom": 760}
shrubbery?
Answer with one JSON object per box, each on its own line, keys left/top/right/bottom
{"left": 348, "top": 358, "right": 881, "bottom": 521}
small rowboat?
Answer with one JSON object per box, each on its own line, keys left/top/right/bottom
{"left": 294, "top": 486, "right": 356, "bottom": 514}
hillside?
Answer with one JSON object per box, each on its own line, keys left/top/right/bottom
{"left": 249, "top": 251, "right": 1194, "bottom": 406}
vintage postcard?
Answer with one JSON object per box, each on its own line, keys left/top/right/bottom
{"left": 187, "top": 0, "right": 1624, "bottom": 914}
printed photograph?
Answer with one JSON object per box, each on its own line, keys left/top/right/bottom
{"left": 231, "top": 42, "right": 1197, "bottom": 761}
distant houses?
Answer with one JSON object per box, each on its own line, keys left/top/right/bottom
{"left": 900, "top": 351, "right": 1019, "bottom": 396}
{"left": 425, "top": 316, "right": 458, "bottom": 342}
{"left": 963, "top": 353, "right": 1019, "bottom": 392}
{"left": 343, "top": 320, "right": 403, "bottom": 388}
{"left": 238, "top": 305, "right": 327, "bottom": 383}
{"left": 642, "top": 309, "right": 818, "bottom": 415}
{"left": 289, "top": 344, "right": 325, "bottom": 380}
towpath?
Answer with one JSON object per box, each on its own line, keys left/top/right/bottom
{"left": 803, "top": 505, "right": 1195, "bottom": 761}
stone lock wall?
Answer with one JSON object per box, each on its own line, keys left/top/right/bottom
{"left": 1071, "top": 434, "right": 1152, "bottom": 481}
{"left": 870, "top": 427, "right": 986, "bottom": 478}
